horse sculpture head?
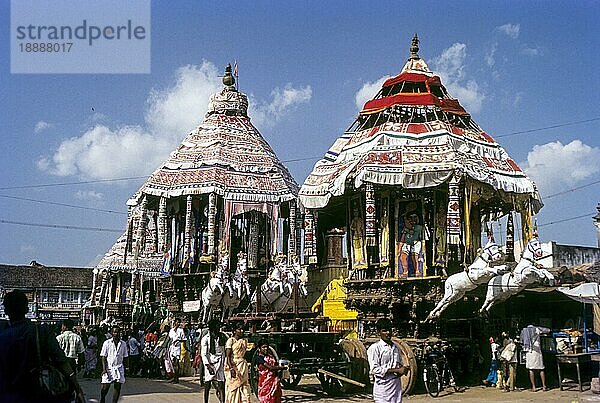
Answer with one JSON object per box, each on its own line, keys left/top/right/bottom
{"left": 481, "top": 239, "right": 503, "bottom": 263}
{"left": 523, "top": 237, "right": 543, "bottom": 261}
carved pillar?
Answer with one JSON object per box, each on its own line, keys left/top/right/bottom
{"left": 303, "top": 210, "right": 315, "bottom": 263}
{"left": 134, "top": 196, "right": 148, "bottom": 260}
{"left": 365, "top": 183, "right": 376, "bottom": 248}
{"left": 90, "top": 268, "right": 99, "bottom": 305}
{"left": 158, "top": 197, "right": 167, "bottom": 253}
{"left": 446, "top": 175, "right": 461, "bottom": 245}
{"left": 207, "top": 193, "right": 217, "bottom": 256}
{"left": 184, "top": 195, "right": 193, "bottom": 263}
{"left": 288, "top": 200, "right": 297, "bottom": 258}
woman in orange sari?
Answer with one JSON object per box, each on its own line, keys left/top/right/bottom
{"left": 255, "top": 339, "right": 288, "bottom": 403}
{"left": 225, "top": 324, "right": 251, "bottom": 403}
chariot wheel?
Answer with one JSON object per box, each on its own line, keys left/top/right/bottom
{"left": 391, "top": 337, "right": 418, "bottom": 395}
{"left": 340, "top": 338, "right": 369, "bottom": 386}
{"left": 249, "top": 345, "right": 278, "bottom": 396}
{"left": 317, "top": 343, "right": 353, "bottom": 396}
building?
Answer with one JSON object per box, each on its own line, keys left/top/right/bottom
{"left": 0, "top": 261, "right": 93, "bottom": 324}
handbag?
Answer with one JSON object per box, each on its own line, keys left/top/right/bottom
{"left": 34, "top": 324, "right": 73, "bottom": 397}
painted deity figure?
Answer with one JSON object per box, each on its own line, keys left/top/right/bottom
{"left": 233, "top": 251, "right": 251, "bottom": 298}
{"left": 351, "top": 205, "right": 367, "bottom": 269}
{"left": 379, "top": 203, "right": 390, "bottom": 266}
{"left": 397, "top": 209, "right": 424, "bottom": 277}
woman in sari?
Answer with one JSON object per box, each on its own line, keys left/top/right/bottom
{"left": 255, "top": 339, "right": 288, "bottom": 403}
{"left": 83, "top": 326, "right": 98, "bottom": 378}
{"left": 225, "top": 324, "right": 251, "bottom": 403}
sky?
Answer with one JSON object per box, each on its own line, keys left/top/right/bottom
{"left": 0, "top": 0, "right": 599, "bottom": 267}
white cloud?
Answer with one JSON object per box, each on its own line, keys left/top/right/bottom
{"left": 496, "top": 23, "right": 520, "bottom": 39}
{"left": 39, "top": 61, "right": 311, "bottom": 180}
{"left": 34, "top": 121, "right": 52, "bottom": 134}
{"left": 250, "top": 84, "right": 312, "bottom": 127}
{"left": 74, "top": 190, "right": 105, "bottom": 202}
{"left": 145, "top": 63, "right": 222, "bottom": 138}
{"left": 521, "top": 46, "right": 543, "bottom": 56}
{"left": 485, "top": 42, "right": 498, "bottom": 68}
{"left": 431, "top": 43, "right": 486, "bottom": 113}
{"left": 354, "top": 76, "right": 390, "bottom": 110}
{"left": 521, "top": 140, "right": 600, "bottom": 195}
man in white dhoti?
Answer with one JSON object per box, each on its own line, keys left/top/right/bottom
{"left": 520, "top": 325, "right": 550, "bottom": 391}
{"left": 367, "top": 318, "right": 409, "bottom": 403}
{"left": 201, "top": 319, "right": 227, "bottom": 403}
{"left": 100, "top": 325, "right": 129, "bottom": 403}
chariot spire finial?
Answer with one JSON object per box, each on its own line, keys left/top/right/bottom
{"left": 409, "top": 33, "right": 420, "bottom": 60}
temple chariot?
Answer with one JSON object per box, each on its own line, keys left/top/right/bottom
{"left": 300, "top": 35, "right": 545, "bottom": 392}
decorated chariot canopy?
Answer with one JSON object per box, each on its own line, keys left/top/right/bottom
{"left": 128, "top": 64, "right": 298, "bottom": 205}
{"left": 91, "top": 64, "right": 300, "bottom": 316}
{"left": 299, "top": 35, "right": 542, "bottom": 278}
{"left": 300, "top": 35, "right": 540, "bottom": 211}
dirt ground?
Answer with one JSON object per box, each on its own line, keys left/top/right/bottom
{"left": 78, "top": 373, "right": 598, "bottom": 402}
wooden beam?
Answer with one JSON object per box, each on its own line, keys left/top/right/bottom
{"left": 317, "top": 368, "right": 365, "bottom": 388}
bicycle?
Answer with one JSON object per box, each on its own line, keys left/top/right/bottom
{"left": 422, "top": 341, "right": 460, "bottom": 397}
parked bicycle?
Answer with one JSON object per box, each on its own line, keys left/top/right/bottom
{"left": 422, "top": 341, "right": 460, "bottom": 397}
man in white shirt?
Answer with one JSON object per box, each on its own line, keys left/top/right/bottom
{"left": 201, "top": 319, "right": 226, "bottom": 403}
{"left": 169, "top": 318, "right": 186, "bottom": 383}
{"left": 367, "top": 318, "right": 409, "bottom": 403}
{"left": 100, "top": 325, "right": 129, "bottom": 403}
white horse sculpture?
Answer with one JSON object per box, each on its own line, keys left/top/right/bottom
{"left": 201, "top": 252, "right": 233, "bottom": 323}
{"left": 263, "top": 255, "right": 288, "bottom": 294}
{"left": 285, "top": 258, "right": 308, "bottom": 296}
{"left": 426, "top": 238, "right": 506, "bottom": 322}
{"left": 479, "top": 237, "right": 555, "bottom": 314}
{"left": 251, "top": 255, "right": 309, "bottom": 312}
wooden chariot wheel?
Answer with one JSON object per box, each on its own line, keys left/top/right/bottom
{"left": 391, "top": 337, "right": 418, "bottom": 395}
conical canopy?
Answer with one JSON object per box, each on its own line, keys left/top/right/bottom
{"left": 300, "top": 36, "right": 540, "bottom": 211}
{"left": 129, "top": 64, "right": 298, "bottom": 206}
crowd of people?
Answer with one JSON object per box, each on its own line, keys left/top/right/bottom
{"left": 482, "top": 325, "right": 551, "bottom": 392}
{"left": 0, "top": 289, "right": 290, "bottom": 403}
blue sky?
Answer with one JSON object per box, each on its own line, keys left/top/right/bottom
{"left": 1, "top": 0, "right": 599, "bottom": 267}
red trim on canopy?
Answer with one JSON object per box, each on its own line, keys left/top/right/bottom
{"left": 383, "top": 72, "right": 442, "bottom": 88}
{"left": 361, "top": 93, "right": 469, "bottom": 116}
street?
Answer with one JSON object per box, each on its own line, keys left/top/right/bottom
{"left": 78, "top": 374, "right": 597, "bottom": 403}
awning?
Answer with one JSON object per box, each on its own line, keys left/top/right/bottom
{"left": 557, "top": 283, "right": 600, "bottom": 304}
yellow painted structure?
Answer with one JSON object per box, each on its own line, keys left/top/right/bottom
{"left": 312, "top": 278, "right": 358, "bottom": 338}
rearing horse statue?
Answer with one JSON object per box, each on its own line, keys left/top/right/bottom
{"left": 426, "top": 238, "right": 506, "bottom": 322}
{"left": 479, "top": 236, "right": 554, "bottom": 314}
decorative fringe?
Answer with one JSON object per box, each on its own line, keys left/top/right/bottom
{"left": 304, "top": 210, "right": 316, "bottom": 263}
{"left": 446, "top": 175, "right": 461, "bottom": 245}
{"left": 207, "top": 193, "right": 216, "bottom": 255}
{"left": 289, "top": 200, "right": 297, "bottom": 258}
{"left": 506, "top": 212, "right": 515, "bottom": 262}
{"left": 365, "top": 183, "right": 376, "bottom": 246}
{"left": 158, "top": 197, "right": 167, "bottom": 253}
{"left": 183, "top": 195, "right": 193, "bottom": 265}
